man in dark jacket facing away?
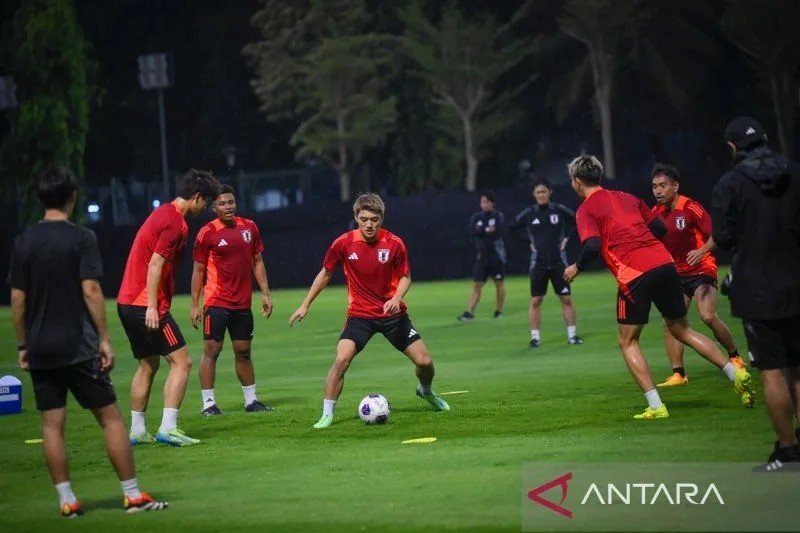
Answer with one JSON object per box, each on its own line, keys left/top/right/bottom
{"left": 712, "top": 116, "right": 800, "bottom": 470}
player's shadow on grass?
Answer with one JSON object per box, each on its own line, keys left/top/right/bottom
{"left": 86, "top": 497, "right": 122, "bottom": 511}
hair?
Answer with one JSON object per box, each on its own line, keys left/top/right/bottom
{"left": 218, "top": 184, "right": 235, "bottom": 196}
{"left": 352, "top": 193, "right": 385, "bottom": 217}
{"left": 176, "top": 169, "right": 220, "bottom": 202}
{"left": 651, "top": 163, "right": 681, "bottom": 184}
{"left": 36, "top": 165, "right": 77, "bottom": 209}
{"left": 480, "top": 190, "right": 496, "bottom": 203}
{"left": 531, "top": 177, "right": 552, "bottom": 191}
{"left": 567, "top": 155, "right": 603, "bottom": 185}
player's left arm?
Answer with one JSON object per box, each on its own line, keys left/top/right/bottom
{"left": 252, "top": 253, "right": 273, "bottom": 318}
{"left": 9, "top": 238, "right": 29, "bottom": 370}
{"left": 557, "top": 204, "right": 577, "bottom": 250}
{"left": 384, "top": 275, "right": 411, "bottom": 316}
{"left": 686, "top": 203, "right": 715, "bottom": 265}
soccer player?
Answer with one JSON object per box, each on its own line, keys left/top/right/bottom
{"left": 513, "top": 178, "right": 582, "bottom": 347}
{"left": 9, "top": 166, "right": 167, "bottom": 516}
{"left": 650, "top": 163, "right": 745, "bottom": 387}
{"left": 117, "top": 169, "right": 219, "bottom": 446}
{"left": 562, "top": 155, "right": 755, "bottom": 419}
{"left": 713, "top": 116, "right": 800, "bottom": 469}
{"left": 190, "top": 184, "right": 273, "bottom": 415}
{"left": 457, "top": 191, "right": 506, "bottom": 321}
{"left": 289, "top": 193, "right": 450, "bottom": 428}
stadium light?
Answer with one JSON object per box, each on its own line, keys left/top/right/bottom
{"left": 137, "top": 53, "right": 173, "bottom": 199}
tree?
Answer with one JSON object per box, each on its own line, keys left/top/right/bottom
{"left": 721, "top": 0, "right": 800, "bottom": 159}
{"left": 0, "top": 0, "right": 90, "bottom": 224}
{"left": 402, "top": 1, "right": 535, "bottom": 192}
{"left": 244, "top": 0, "right": 397, "bottom": 201}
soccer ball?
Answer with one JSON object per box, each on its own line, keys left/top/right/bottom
{"left": 358, "top": 394, "right": 391, "bottom": 424}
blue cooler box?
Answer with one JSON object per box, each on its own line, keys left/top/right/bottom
{"left": 0, "top": 375, "right": 23, "bottom": 415}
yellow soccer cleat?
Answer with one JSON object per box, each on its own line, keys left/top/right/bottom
{"left": 734, "top": 368, "right": 756, "bottom": 408}
{"left": 730, "top": 355, "right": 747, "bottom": 370}
{"left": 656, "top": 373, "right": 688, "bottom": 387}
{"left": 634, "top": 404, "right": 670, "bottom": 420}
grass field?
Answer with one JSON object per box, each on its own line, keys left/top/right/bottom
{"left": 0, "top": 271, "right": 772, "bottom": 531}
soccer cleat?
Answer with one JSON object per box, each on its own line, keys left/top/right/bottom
{"left": 156, "top": 428, "right": 200, "bottom": 447}
{"left": 124, "top": 492, "right": 169, "bottom": 513}
{"left": 657, "top": 373, "right": 688, "bottom": 387}
{"left": 567, "top": 335, "right": 584, "bottom": 345}
{"left": 129, "top": 431, "right": 156, "bottom": 445}
{"left": 529, "top": 338, "right": 540, "bottom": 348}
{"left": 244, "top": 400, "right": 274, "bottom": 412}
{"left": 313, "top": 415, "right": 333, "bottom": 429}
{"left": 457, "top": 311, "right": 474, "bottom": 321}
{"left": 61, "top": 501, "right": 83, "bottom": 518}
{"left": 633, "top": 404, "right": 670, "bottom": 420}
{"left": 201, "top": 404, "right": 222, "bottom": 416}
{"left": 734, "top": 368, "right": 756, "bottom": 408}
{"left": 730, "top": 355, "right": 747, "bottom": 370}
{"left": 762, "top": 444, "right": 800, "bottom": 472}
{"left": 415, "top": 386, "right": 450, "bottom": 411}
{"left": 493, "top": 310, "right": 504, "bottom": 319}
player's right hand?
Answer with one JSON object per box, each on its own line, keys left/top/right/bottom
{"left": 289, "top": 306, "right": 308, "bottom": 327}
{"left": 190, "top": 305, "right": 201, "bottom": 329}
{"left": 145, "top": 306, "right": 160, "bottom": 331}
{"left": 18, "top": 349, "right": 29, "bottom": 372}
{"left": 99, "top": 339, "right": 115, "bottom": 372}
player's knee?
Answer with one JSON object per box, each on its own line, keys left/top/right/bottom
{"left": 234, "top": 349, "right": 251, "bottom": 361}
{"left": 333, "top": 356, "right": 352, "bottom": 373}
{"left": 699, "top": 311, "right": 717, "bottom": 325}
{"left": 138, "top": 357, "right": 160, "bottom": 376}
{"left": 531, "top": 297, "right": 543, "bottom": 308}
{"left": 416, "top": 354, "right": 433, "bottom": 369}
{"left": 205, "top": 346, "right": 223, "bottom": 360}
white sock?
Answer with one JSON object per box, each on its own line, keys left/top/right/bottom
{"left": 120, "top": 478, "right": 141, "bottom": 500}
{"left": 567, "top": 325, "right": 577, "bottom": 339}
{"left": 323, "top": 399, "right": 336, "bottom": 417}
{"left": 159, "top": 408, "right": 179, "bottom": 433}
{"left": 722, "top": 362, "right": 736, "bottom": 382}
{"left": 130, "top": 411, "right": 146, "bottom": 435}
{"left": 531, "top": 329, "right": 540, "bottom": 340}
{"left": 201, "top": 389, "right": 216, "bottom": 407}
{"left": 644, "top": 389, "right": 662, "bottom": 410}
{"left": 242, "top": 384, "right": 257, "bottom": 406}
{"left": 55, "top": 481, "right": 77, "bottom": 506}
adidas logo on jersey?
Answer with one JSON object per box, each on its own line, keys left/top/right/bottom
{"left": 561, "top": 287, "right": 569, "bottom": 294}
{"left": 218, "top": 239, "right": 228, "bottom": 247}
{"left": 348, "top": 252, "right": 359, "bottom": 260}
{"left": 408, "top": 328, "right": 418, "bottom": 338}
{"left": 532, "top": 218, "right": 540, "bottom": 225}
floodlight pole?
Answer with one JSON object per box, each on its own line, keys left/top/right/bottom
{"left": 157, "top": 87, "right": 169, "bottom": 199}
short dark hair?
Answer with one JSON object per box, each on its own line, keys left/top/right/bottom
{"left": 531, "top": 177, "right": 552, "bottom": 191}
{"left": 218, "top": 184, "right": 235, "bottom": 196}
{"left": 651, "top": 163, "right": 681, "bottom": 183}
{"left": 567, "top": 155, "right": 603, "bottom": 185}
{"left": 480, "top": 190, "right": 496, "bottom": 203}
{"left": 176, "top": 169, "right": 220, "bottom": 202}
{"left": 36, "top": 166, "right": 77, "bottom": 209}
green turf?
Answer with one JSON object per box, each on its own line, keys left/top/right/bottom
{"left": 0, "top": 272, "right": 771, "bottom": 530}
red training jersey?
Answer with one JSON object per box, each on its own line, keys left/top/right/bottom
{"left": 193, "top": 217, "right": 264, "bottom": 309}
{"left": 651, "top": 195, "right": 717, "bottom": 278}
{"left": 322, "top": 229, "right": 411, "bottom": 319}
{"left": 118, "top": 203, "right": 188, "bottom": 316}
{"left": 576, "top": 188, "right": 673, "bottom": 288}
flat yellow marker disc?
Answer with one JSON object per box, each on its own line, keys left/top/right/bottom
{"left": 24, "top": 439, "right": 43, "bottom": 444}
{"left": 401, "top": 437, "right": 437, "bottom": 444}
{"left": 440, "top": 390, "right": 469, "bottom": 395}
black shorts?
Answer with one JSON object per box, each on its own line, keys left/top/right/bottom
{"left": 30, "top": 358, "right": 116, "bottom": 411}
{"left": 117, "top": 304, "right": 187, "bottom": 358}
{"left": 530, "top": 264, "right": 571, "bottom": 297}
{"left": 472, "top": 254, "right": 505, "bottom": 282}
{"left": 203, "top": 306, "right": 254, "bottom": 342}
{"left": 616, "top": 264, "right": 687, "bottom": 325}
{"left": 340, "top": 314, "right": 422, "bottom": 354}
{"left": 680, "top": 274, "right": 717, "bottom": 299}
{"left": 743, "top": 316, "right": 800, "bottom": 371}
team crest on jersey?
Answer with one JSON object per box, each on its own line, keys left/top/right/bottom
{"left": 675, "top": 216, "right": 686, "bottom": 230}
{"left": 241, "top": 229, "right": 252, "bottom": 242}
{"left": 377, "top": 248, "right": 390, "bottom": 264}
{"left": 550, "top": 214, "right": 559, "bottom": 224}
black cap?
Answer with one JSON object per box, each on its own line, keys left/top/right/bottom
{"left": 724, "top": 116, "right": 766, "bottom": 150}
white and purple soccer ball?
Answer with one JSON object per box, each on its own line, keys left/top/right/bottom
{"left": 358, "top": 394, "right": 391, "bottom": 424}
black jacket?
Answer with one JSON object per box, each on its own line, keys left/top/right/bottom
{"left": 513, "top": 203, "right": 576, "bottom": 269}
{"left": 711, "top": 146, "right": 800, "bottom": 320}
{"left": 467, "top": 210, "right": 507, "bottom": 262}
